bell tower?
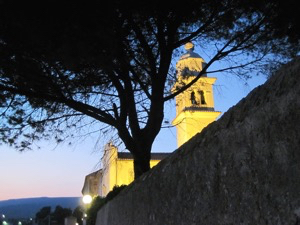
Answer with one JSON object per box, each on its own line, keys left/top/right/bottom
{"left": 172, "top": 42, "right": 221, "bottom": 147}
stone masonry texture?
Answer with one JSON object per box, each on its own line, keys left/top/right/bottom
{"left": 96, "top": 58, "right": 300, "bottom": 225}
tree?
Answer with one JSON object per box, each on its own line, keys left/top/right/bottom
{"left": 0, "top": 1, "right": 299, "bottom": 178}
{"left": 35, "top": 205, "right": 73, "bottom": 225}
{"left": 86, "top": 186, "right": 126, "bottom": 225}
{"left": 51, "top": 206, "right": 72, "bottom": 225}
{"left": 72, "top": 206, "right": 84, "bottom": 225}
{"left": 35, "top": 206, "right": 51, "bottom": 225}
{"left": 86, "top": 197, "right": 106, "bottom": 225}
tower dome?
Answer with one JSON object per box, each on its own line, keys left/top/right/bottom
{"left": 176, "top": 42, "right": 207, "bottom": 77}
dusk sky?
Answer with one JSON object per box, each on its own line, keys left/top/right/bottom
{"left": 0, "top": 53, "right": 267, "bottom": 202}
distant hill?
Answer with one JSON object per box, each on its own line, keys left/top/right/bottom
{"left": 0, "top": 197, "right": 81, "bottom": 219}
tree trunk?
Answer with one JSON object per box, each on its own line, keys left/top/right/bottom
{"left": 131, "top": 102, "right": 164, "bottom": 179}
{"left": 132, "top": 144, "right": 151, "bottom": 179}
{"left": 133, "top": 157, "right": 151, "bottom": 179}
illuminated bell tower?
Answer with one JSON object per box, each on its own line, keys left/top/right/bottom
{"left": 172, "top": 42, "right": 221, "bottom": 147}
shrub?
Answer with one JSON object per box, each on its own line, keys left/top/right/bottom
{"left": 86, "top": 197, "right": 105, "bottom": 225}
{"left": 105, "top": 185, "right": 127, "bottom": 202}
{"left": 86, "top": 185, "right": 127, "bottom": 225}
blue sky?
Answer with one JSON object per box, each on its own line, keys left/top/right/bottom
{"left": 0, "top": 48, "right": 267, "bottom": 201}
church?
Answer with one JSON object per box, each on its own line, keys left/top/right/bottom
{"left": 81, "top": 42, "right": 221, "bottom": 198}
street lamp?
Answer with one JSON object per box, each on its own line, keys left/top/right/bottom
{"left": 82, "top": 194, "right": 92, "bottom": 225}
{"left": 1, "top": 215, "right": 6, "bottom": 225}
{"left": 82, "top": 195, "right": 92, "bottom": 204}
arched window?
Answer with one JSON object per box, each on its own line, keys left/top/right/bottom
{"left": 190, "top": 91, "right": 197, "bottom": 105}
{"left": 199, "top": 90, "right": 206, "bottom": 105}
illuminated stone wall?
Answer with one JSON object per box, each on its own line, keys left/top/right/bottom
{"left": 96, "top": 58, "right": 300, "bottom": 225}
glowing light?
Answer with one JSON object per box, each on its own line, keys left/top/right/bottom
{"left": 82, "top": 195, "right": 92, "bottom": 204}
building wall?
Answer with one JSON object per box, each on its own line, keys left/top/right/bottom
{"left": 115, "top": 159, "right": 161, "bottom": 187}
{"left": 99, "top": 143, "right": 162, "bottom": 196}
{"left": 100, "top": 143, "right": 118, "bottom": 197}
{"left": 64, "top": 216, "right": 77, "bottom": 225}
{"left": 82, "top": 170, "right": 102, "bottom": 197}
{"left": 96, "top": 58, "right": 300, "bottom": 225}
{"left": 175, "top": 110, "right": 221, "bottom": 147}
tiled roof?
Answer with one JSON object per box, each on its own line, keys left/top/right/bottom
{"left": 183, "top": 106, "right": 215, "bottom": 111}
{"left": 86, "top": 169, "right": 102, "bottom": 177}
{"left": 118, "top": 152, "right": 170, "bottom": 160}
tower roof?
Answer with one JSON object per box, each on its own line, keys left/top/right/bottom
{"left": 118, "top": 152, "right": 170, "bottom": 160}
{"left": 179, "top": 42, "right": 202, "bottom": 60}
{"left": 176, "top": 42, "right": 206, "bottom": 77}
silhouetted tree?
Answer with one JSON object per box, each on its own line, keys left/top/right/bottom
{"left": 51, "top": 206, "right": 72, "bottom": 225}
{"left": 72, "top": 206, "right": 84, "bottom": 225}
{"left": 35, "top": 206, "right": 51, "bottom": 225}
{"left": 0, "top": 1, "right": 299, "bottom": 178}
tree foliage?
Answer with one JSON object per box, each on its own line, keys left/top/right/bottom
{"left": 86, "top": 197, "right": 106, "bottom": 225}
{"left": 72, "top": 206, "right": 84, "bottom": 225}
{"left": 86, "top": 185, "right": 127, "bottom": 225}
{"left": 35, "top": 205, "right": 73, "bottom": 225}
{"left": 0, "top": 0, "right": 299, "bottom": 177}
{"left": 51, "top": 206, "right": 72, "bottom": 225}
{"left": 35, "top": 206, "right": 51, "bottom": 225}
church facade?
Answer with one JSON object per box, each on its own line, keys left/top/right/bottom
{"left": 81, "top": 42, "right": 221, "bottom": 198}
{"left": 82, "top": 143, "right": 169, "bottom": 197}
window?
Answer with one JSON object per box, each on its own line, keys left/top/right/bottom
{"left": 199, "top": 90, "right": 206, "bottom": 105}
{"left": 190, "top": 91, "right": 197, "bottom": 105}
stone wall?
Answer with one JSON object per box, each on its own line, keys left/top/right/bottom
{"left": 96, "top": 58, "right": 300, "bottom": 225}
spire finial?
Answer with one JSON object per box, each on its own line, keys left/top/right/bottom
{"left": 184, "top": 42, "right": 194, "bottom": 51}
